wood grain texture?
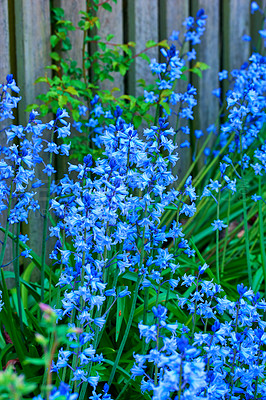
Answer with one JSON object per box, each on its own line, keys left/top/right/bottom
{"left": 53, "top": 0, "right": 86, "bottom": 69}
{"left": 165, "top": 0, "right": 190, "bottom": 179}
{"left": 14, "top": 0, "right": 52, "bottom": 271}
{"left": 52, "top": 1, "right": 86, "bottom": 181}
{"left": 227, "top": 0, "right": 250, "bottom": 72}
{"left": 97, "top": 0, "right": 124, "bottom": 95}
{"left": 194, "top": 0, "right": 220, "bottom": 164}
{"left": 135, "top": 0, "right": 159, "bottom": 97}
{"left": 0, "top": 0, "right": 13, "bottom": 278}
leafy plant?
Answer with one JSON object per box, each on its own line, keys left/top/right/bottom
{"left": 0, "top": 2, "right": 266, "bottom": 400}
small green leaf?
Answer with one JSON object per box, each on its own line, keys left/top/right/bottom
{"left": 106, "top": 34, "right": 114, "bottom": 41}
{"left": 40, "top": 104, "right": 49, "bottom": 116}
{"left": 102, "top": 3, "right": 112, "bottom": 11}
{"left": 50, "top": 52, "right": 60, "bottom": 61}
{"left": 195, "top": 61, "right": 210, "bottom": 71}
{"left": 133, "top": 115, "right": 142, "bottom": 128}
{"left": 25, "top": 104, "right": 39, "bottom": 112}
{"left": 45, "top": 64, "right": 60, "bottom": 72}
{"left": 159, "top": 100, "right": 171, "bottom": 115}
{"left": 158, "top": 39, "right": 170, "bottom": 49}
{"left": 50, "top": 35, "right": 59, "bottom": 47}
{"left": 189, "top": 67, "right": 202, "bottom": 78}
{"left": 139, "top": 53, "right": 150, "bottom": 63}
{"left": 160, "top": 89, "right": 172, "bottom": 98}
{"left": 58, "top": 95, "right": 68, "bottom": 108}
{"left": 118, "top": 64, "right": 128, "bottom": 76}
{"left": 180, "top": 74, "right": 188, "bottom": 81}
{"left": 34, "top": 77, "right": 48, "bottom": 84}
{"left": 145, "top": 40, "right": 156, "bottom": 48}
{"left": 65, "top": 86, "right": 79, "bottom": 96}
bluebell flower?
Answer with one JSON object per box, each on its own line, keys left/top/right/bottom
{"left": 251, "top": 1, "right": 260, "bottom": 13}
{"left": 211, "top": 219, "right": 228, "bottom": 231}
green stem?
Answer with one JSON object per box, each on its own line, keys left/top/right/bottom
{"left": 108, "top": 203, "right": 147, "bottom": 388}
{"left": 14, "top": 223, "right": 23, "bottom": 332}
{"left": 221, "top": 193, "right": 231, "bottom": 278}
{"left": 191, "top": 277, "right": 199, "bottom": 341}
{"left": 0, "top": 181, "right": 13, "bottom": 268}
{"left": 239, "top": 133, "right": 252, "bottom": 287}
{"left": 177, "top": 359, "right": 183, "bottom": 400}
{"left": 41, "top": 129, "right": 55, "bottom": 302}
{"left": 258, "top": 175, "right": 266, "bottom": 296}
{"left": 216, "top": 191, "right": 221, "bottom": 284}
{"left": 108, "top": 275, "right": 142, "bottom": 388}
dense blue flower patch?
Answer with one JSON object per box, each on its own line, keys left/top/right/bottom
{"left": 0, "top": 2, "right": 266, "bottom": 399}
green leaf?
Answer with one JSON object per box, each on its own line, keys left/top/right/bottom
{"left": 40, "top": 104, "right": 49, "bottom": 116}
{"left": 98, "top": 42, "right": 106, "bottom": 52}
{"left": 145, "top": 40, "right": 156, "bottom": 48}
{"left": 34, "top": 77, "right": 48, "bottom": 84}
{"left": 116, "top": 292, "right": 126, "bottom": 342}
{"left": 133, "top": 115, "right": 142, "bottom": 128}
{"left": 123, "top": 271, "right": 138, "bottom": 282}
{"left": 58, "top": 94, "right": 68, "bottom": 108}
{"left": 106, "top": 34, "right": 114, "bottom": 41}
{"left": 24, "top": 357, "right": 45, "bottom": 366}
{"left": 137, "top": 79, "right": 146, "bottom": 87}
{"left": 189, "top": 67, "right": 202, "bottom": 78}
{"left": 65, "top": 86, "right": 79, "bottom": 96}
{"left": 25, "top": 104, "right": 39, "bottom": 112}
{"left": 138, "top": 53, "right": 150, "bottom": 63}
{"left": 159, "top": 101, "right": 171, "bottom": 115}
{"left": 160, "top": 89, "right": 172, "bottom": 98}
{"left": 158, "top": 39, "right": 170, "bottom": 49}
{"left": 180, "top": 74, "right": 188, "bottom": 81}
{"left": 50, "top": 51, "right": 60, "bottom": 61}
{"left": 118, "top": 64, "right": 128, "bottom": 76}
{"left": 45, "top": 64, "right": 60, "bottom": 72}
{"left": 195, "top": 61, "right": 210, "bottom": 71}
{"left": 102, "top": 3, "right": 112, "bottom": 11}
{"left": 50, "top": 35, "right": 59, "bottom": 48}
{"left": 72, "top": 108, "right": 80, "bottom": 121}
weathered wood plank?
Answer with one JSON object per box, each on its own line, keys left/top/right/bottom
{"left": 165, "top": 0, "right": 190, "bottom": 179}
{"left": 192, "top": 0, "right": 220, "bottom": 171}
{"left": 0, "top": 0, "right": 13, "bottom": 278}
{"left": 97, "top": 0, "right": 124, "bottom": 95}
{"left": 0, "top": 0, "right": 10, "bottom": 81}
{"left": 53, "top": 0, "right": 86, "bottom": 69}
{"left": 226, "top": 0, "right": 251, "bottom": 72}
{"left": 135, "top": 0, "right": 159, "bottom": 97}
{"left": 14, "top": 0, "right": 52, "bottom": 271}
{"left": 52, "top": 1, "right": 86, "bottom": 181}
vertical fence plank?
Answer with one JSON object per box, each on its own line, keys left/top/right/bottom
{"left": 53, "top": 0, "right": 86, "bottom": 69}
{"left": 224, "top": 0, "right": 250, "bottom": 73}
{"left": 0, "top": 0, "right": 12, "bottom": 277}
{"left": 52, "top": 1, "right": 86, "bottom": 180}
{"left": 165, "top": 0, "right": 190, "bottom": 179}
{"left": 0, "top": 0, "right": 10, "bottom": 80}
{"left": 192, "top": 0, "right": 220, "bottom": 170}
{"left": 135, "top": 0, "right": 159, "bottom": 97}
{"left": 97, "top": 0, "right": 124, "bottom": 94}
{"left": 14, "top": 0, "right": 52, "bottom": 270}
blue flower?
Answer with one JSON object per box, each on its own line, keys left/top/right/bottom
{"left": 211, "top": 219, "right": 228, "bottom": 231}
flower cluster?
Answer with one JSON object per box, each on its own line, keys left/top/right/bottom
{"left": 132, "top": 267, "right": 266, "bottom": 399}
{"left": 50, "top": 112, "right": 198, "bottom": 392}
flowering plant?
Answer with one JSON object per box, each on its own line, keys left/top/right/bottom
{"left": 0, "top": 3, "right": 266, "bottom": 400}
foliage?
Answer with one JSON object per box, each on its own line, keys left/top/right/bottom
{"left": 0, "top": 2, "right": 266, "bottom": 400}
{"left": 27, "top": 1, "right": 207, "bottom": 162}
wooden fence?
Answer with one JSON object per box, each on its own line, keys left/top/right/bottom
{"left": 0, "top": 0, "right": 265, "bottom": 272}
